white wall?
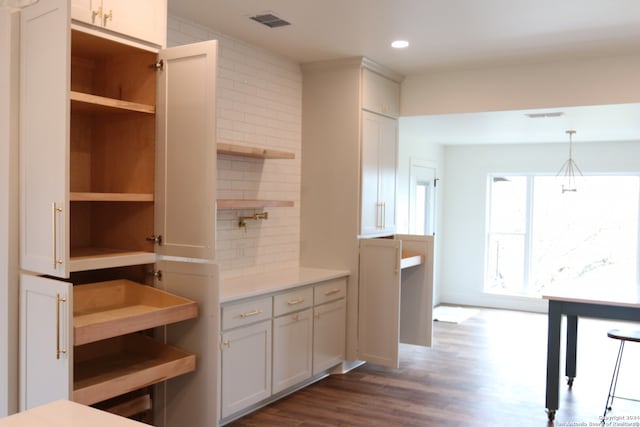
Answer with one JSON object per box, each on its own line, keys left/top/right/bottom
{"left": 168, "top": 15, "right": 302, "bottom": 278}
{"left": 402, "top": 54, "right": 640, "bottom": 116}
{"left": 0, "top": 7, "right": 19, "bottom": 417}
{"left": 441, "top": 140, "right": 640, "bottom": 312}
{"left": 397, "top": 116, "right": 445, "bottom": 304}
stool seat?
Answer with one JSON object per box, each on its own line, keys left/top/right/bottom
{"left": 607, "top": 329, "right": 640, "bottom": 342}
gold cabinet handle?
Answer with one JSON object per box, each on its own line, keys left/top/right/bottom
{"left": 382, "top": 202, "right": 386, "bottom": 229}
{"left": 220, "top": 340, "right": 231, "bottom": 349}
{"left": 56, "top": 294, "right": 67, "bottom": 359}
{"left": 51, "top": 203, "right": 63, "bottom": 269}
{"left": 92, "top": 6, "right": 102, "bottom": 24}
{"left": 103, "top": 9, "right": 113, "bottom": 26}
{"left": 324, "top": 289, "right": 341, "bottom": 296}
{"left": 287, "top": 297, "right": 304, "bottom": 305}
{"left": 239, "top": 309, "right": 262, "bottom": 318}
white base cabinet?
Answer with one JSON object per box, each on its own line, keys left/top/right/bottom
{"left": 313, "top": 298, "right": 346, "bottom": 375}
{"left": 219, "top": 275, "right": 347, "bottom": 423}
{"left": 220, "top": 319, "right": 272, "bottom": 419}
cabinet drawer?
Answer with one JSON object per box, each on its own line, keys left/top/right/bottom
{"left": 273, "top": 287, "right": 313, "bottom": 317}
{"left": 222, "top": 296, "right": 272, "bottom": 331}
{"left": 314, "top": 278, "right": 347, "bottom": 305}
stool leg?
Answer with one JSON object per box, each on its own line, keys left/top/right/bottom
{"left": 604, "top": 340, "right": 625, "bottom": 418}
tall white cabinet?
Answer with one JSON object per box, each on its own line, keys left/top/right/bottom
{"left": 301, "top": 58, "right": 434, "bottom": 367}
{"left": 18, "top": 1, "right": 219, "bottom": 425}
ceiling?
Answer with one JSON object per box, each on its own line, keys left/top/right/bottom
{"left": 168, "top": 0, "right": 640, "bottom": 144}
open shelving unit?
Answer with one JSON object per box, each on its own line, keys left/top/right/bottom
{"left": 216, "top": 142, "right": 296, "bottom": 209}
{"left": 217, "top": 142, "right": 295, "bottom": 159}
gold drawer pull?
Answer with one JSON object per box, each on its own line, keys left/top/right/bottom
{"left": 287, "top": 297, "right": 305, "bottom": 305}
{"left": 324, "top": 289, "right": 341, "bottom": 296}
{"left": 239, "top": 309, "right": 262, "bottom": 318}
{"left": 56, "top": 294, "right": 67, "bottom": 359}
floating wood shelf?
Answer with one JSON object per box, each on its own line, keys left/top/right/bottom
{"left": 400, "top": 251, "right": 424, "bottom": 270}
{"left": 69, "top": 247, "right": 156, "bottom": 272}
{"left": 70, "top": 192, "right": 154, "bottom": 202}
{"left": 217, "top": 142, "right": 295, "bottom": 159}
{"left": 73, "top": 333, "right": 196, "bottom": 406}
{"left": 217, "top": 199, "right": 294, "bottom": 209}
{"left": 70, "top": 91, "right": 155, "bottom": 115}
{"left": 74, "top": 280, "right": 198, "bottom": 346}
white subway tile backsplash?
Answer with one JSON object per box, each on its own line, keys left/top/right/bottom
{"left": 168, "top": 14, "right": 302, "bottom": 276}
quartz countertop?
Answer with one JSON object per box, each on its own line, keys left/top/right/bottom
{"left": 0, "top": 401, "right": 147, "bottom": 427}
{"left": 220, "top": 267, "right": 350, "bottom": 303}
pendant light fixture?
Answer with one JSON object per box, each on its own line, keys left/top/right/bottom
{"left": 557, "top": 130, "right": 582, "bottom": 193}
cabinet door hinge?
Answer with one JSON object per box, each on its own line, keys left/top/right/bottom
{"left": 146, "top": 234, "right": 163, "bottom": 246}
{"left": 152, "top": 59, "right": 164, "bottom": 71}
{"left": 149, "top": 270, "right": 163, "bottom": 281}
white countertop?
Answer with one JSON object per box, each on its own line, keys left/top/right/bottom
{"left": 0, "top": 401, "right": 147, "bottom": 427}
{"left": 220, "top": 267, "right": 350, "bottom": 303}
{"left": 542, "top": 281, "right": 640, "bottom": 308}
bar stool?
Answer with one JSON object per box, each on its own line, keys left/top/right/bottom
{"left": 603, "top": 329, "right": 640, "bottom": 418}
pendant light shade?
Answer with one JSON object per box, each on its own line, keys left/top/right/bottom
{"left": 557, "top": 130, "right": 582, "bottom": 193}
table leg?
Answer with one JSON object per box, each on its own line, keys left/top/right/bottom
{"left": 546, "top": 301, "right": 562, "bottom": 420}
{"left": 566, "top": 314, "right": 578, "bottom": 386}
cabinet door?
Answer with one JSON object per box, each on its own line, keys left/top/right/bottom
{"left": 362, "top": 68, "right": 400, "bottom": 117}
{"left": 220, "top": 320, "right": 272, "bottom": 419}
{"left": 102, "top": 0, "right": 166, "bottom": 47}
{"left": 378, "top": 114, "right": 397, "bottom": 233}
{"left": 155, "top": 41, "right": 218, "bottom": 260}
{"left": 19, "top": 274, "right": 72, "bottom": 410}
{"left": 20, "top": 0, "right": 70, "bottom": 278}
{"left": 358, "top": 238, "right": 401, "bottom": 368}
{"left": 397, "top": 235, "right": 434, "bottom": 348}
{"left": 360, "top": 111, "right": 382, "bottom": 236}
{"left": 70, "top": 0, "right": 99, "bottom": 25}
{"left": 154, "top": 260, "right": 219, "bottom": 427}
{"left": 360, "top": 111, "right": 397, "bottom": 237}
{"left": 313, "top": 299, "right": 346, "bottom": 375}
{"left": 272, "top": 309, "right": 313, "bottom": 393}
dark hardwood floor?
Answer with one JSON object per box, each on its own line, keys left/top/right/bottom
{"left": 228, "top": 308, "right": 640, "bottom": 426}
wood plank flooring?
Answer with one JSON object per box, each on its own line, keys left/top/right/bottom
{"left": 228, "top": 308, "right": 640, "bottom": 426}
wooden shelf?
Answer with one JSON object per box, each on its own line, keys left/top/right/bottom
{"left": 400, "top": 251, "right": 424, "bottom": 270}
{"left": 70, "top": 192, "right": 154, "bottom": 202}
{"left": 69, "top": 248, "right": 156, "bottom": 272}
{"left": 73, "top": 334, "right": 196, "bottom": 406}
{"left": 217, "top": 142, "right": 295, "bottom": 159}
{"left": 74, "top": 280, "right": 198, "bottom": 346}
{"left": 70, "top": 91, "right": 155, "bottom": 115}
{"left": 217, "top": 199, "right": 294, "bottom": 209}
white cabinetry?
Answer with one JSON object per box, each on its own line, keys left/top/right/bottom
{"left": 361, "top": 111, "right": 397, "bottom": 236}
{"left": 362, "top": 67, "right": 400, "bottom": 117}
{"left": 301, "top": 58, "right": 406, "bottom": 362}
{"left": 272, "top": 287, "right": 313, "bottom": 394}
{"left": 312, "top": 280, "right": 346, "bottom": 375}
{"left": 219, "top": 272, "right": 348, "bottom": 422}
{"left": 220, "top": 296, "right": 272, "bottom": 419}
{"left": 19, "top": 275, "right": 72, "bottom": 410}
{"left": 358, "top": 235, "right": 434, "bottom": 368}
{"left": 71, "top": 0, "right": 166, "bottom": 47}
{"left": 19, "top": 1, "right": 218, "bottom": 424}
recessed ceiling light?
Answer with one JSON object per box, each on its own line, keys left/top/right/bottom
{"left": 391, "top": 40, "right": 409, "bottom": 49}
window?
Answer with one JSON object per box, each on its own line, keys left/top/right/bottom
{"left": 485, "top": 175, "right": 639, "bottom": 297}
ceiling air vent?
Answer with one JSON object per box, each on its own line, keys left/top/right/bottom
{"left": 526, "top": 112, "right": 564, "bottom": 119}
{"left": 250, "top": 12, "right": 291, "bottom": 28}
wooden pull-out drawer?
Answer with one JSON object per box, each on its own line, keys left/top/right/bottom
{"left": 314, "top": 278, "right": 347, "bottom": 305}
{"left": 74, "top": 279, "right": 198, "bottom": 346}
{"left": 222, "top": 296, "right": 272, "bottom": 331}
{"left": 273, "top": 287, "right": 313, "bottom": 317}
